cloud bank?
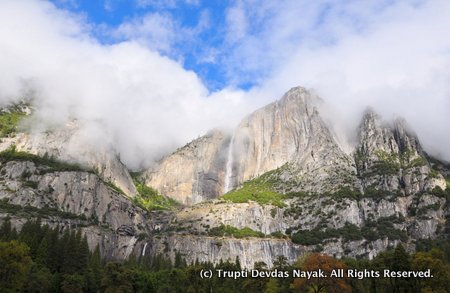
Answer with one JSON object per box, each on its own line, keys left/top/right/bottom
{"left": 222, "top": 0, "right": 450, "bottom": 159}
{"left": 0, "top": 0, "right": 252, "bottom": 169}
{"left": 0, "top": 0, "right": 449, "bottom": 169}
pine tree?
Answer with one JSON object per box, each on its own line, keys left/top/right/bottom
{"left": 174, "top": 251, "right": 186, "bottom": 268}
{"left": 36, "top": 237, "right": 49, "bottom": 267}
{"left": 0, "top": 217, "right": 12, "bottom": 241}
{"left": 76, "top": 233, "right": 89, "bottom": 272}
{"left": 235, "top": 256, "right": 241, "bottom": 270}
{"left": 47, "top": 226, "right": 61, "bottom": 272}
{"left": 391, "top": 244, "right": 413, "bottom": 292}
{"left": 86, "top": 244, "right": 102, "bottom": 293}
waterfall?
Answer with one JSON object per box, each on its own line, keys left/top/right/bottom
{"left": 142, "top": 242, "right": 148, "bottom": 257}
{"left": 223, "top": 132, "right": 235, "bottom": 194}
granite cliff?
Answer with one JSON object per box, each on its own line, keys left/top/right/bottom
{"left": 0, "top": 87, "right": 448, "bottom": 269}
{"left": 142, "top": 87, "right": 357, "bottom": 204}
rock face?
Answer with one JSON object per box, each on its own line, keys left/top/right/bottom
{"left": 142, "top": 130, "right": 229, "bottom": 205}
{"left": 0, "top": 87, "right": 448, "bottom": 270}
{"left": 144, "top": 188, "right": 446, "bottom": 268}
{"left": 355, "top": 110, "right": 446, "bottom": 194}
{"left": 146, "top": 235, "right": 303, "bottom": 269}
{"left": 233, "top": 87, "right": 357, "bottom": 194}
{"left": 136, "top": 87, "right": 448, "bottom": 268}
{"left": 144, "top": 87, "right": 357, "bottom": 204}
{"left": 0, "top": 160, "right": 149, "bottom": 259}
{"left": 0, "top": 122, "right": 137, "bottom": 197}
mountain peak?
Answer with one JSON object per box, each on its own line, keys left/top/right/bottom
{"left": 277, "top": 86, "right": 321, "bottom": 108}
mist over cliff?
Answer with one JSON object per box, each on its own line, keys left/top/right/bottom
{"left": 1, "top": 0, "right": 449, "bottom": 171}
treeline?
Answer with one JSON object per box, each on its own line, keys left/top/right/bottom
{"left": 1, "top": 218, "right": 449, "bottom": 292}
{"left": 0, "top": 218, "right": 101, "bottom": 292}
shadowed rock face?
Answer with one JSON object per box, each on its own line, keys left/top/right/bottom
{"left": 355, "top": 110, "right": 445, "bottom": 195}
{"left": 142, "top": 130, "right": 229, "bottom": 205}
{"left": 0, "top": 160, "right": 150, "bottom": 259}
{"left": 0, "top": 122, "right": 137, "bottom": 197}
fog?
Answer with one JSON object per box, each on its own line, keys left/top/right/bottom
{"left": 1, "top": 0, "right": 449, "bottom": 169}
{"left": 223, "top": 0, "right": 450, "bottom": 160}
{"left": 0, "top": 1, "right": 253, "bottom": 169}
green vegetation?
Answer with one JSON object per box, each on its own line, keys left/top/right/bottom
{"left": 131, "top": 174, "right": 178, "bottom": 211}
{"left": 103, "top": 180, "right": 126, "bottom": 195}
{"left": 291, "top": 223, "right": 363, "bottom": 245}
{"left": 0, "top": 199, "right": 88, "bottom": 222}
{"left": 0, "top": 146, "right": 89, "bottom": 173}
{"left": 325, "top": 187, "right": 361, "bottom": 200}
{"left": 362, "top": 187, "right": 399, "bottom": 202}
{"left": 291, "top": 217, "right": 407, "bottom": 245}
{"left": 222, "top": 177, "right": 285, "bottom": 207}
{"left": 400, "top": 148, "right": 427, "bottom": 168}
{"left": 363, "top": 216, "right": 408, "bottom": 241}
{"left": 372, "top": 150, "right": 401, "bottom": 175}
{"left": 359, "top": 148, "right": 428, "bottom": 177}
{"left": 133, "top": 183, "right": 179, "bottom": 211}
{"left": 0, "top": 107, "right": 26, "bottom": 137}
{"left": 429, "top": 168, "right": 440, "bottom": 178}
{"left": 208, "top": 224, "right": 265, "bottom": 238}
{"left": 0, "top": 218, "right": 95, "bottom": 292}
{"left": 430, "top": 185, "right": 450, "bottom": 211}
{"left": 430, "top": 185, "right": 450, "bottom": 199}
{"left": 0, "top": 219, "right": 448, "bottom": 292}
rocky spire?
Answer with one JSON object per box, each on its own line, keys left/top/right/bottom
{"left": 355, "top": 109, "right": 444, "bottom": 194}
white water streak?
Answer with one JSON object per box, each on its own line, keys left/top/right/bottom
{"left": 142, "top": 242, "right": 148, "bottom": 257}
{"left": 223, "top": 133, "right": 235, "bottom": 193}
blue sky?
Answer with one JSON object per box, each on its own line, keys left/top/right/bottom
{"left": 49, "top": 0, "right": 241, "bottom": 90}
{"left": 48, "top": 0, "right": 390, "bottom": 92}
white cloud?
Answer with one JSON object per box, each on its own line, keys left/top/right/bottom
{"left": 112, "top": 8, "right": 210, "bottom": 57}
{"left": 225, "top": 3, "right": 248, "bottom": 44}
{"left": 0, "top": 0, "right": 253, "bottom": 169}
{"left": 135, "top": 0, "right": 199, "bottom": 9}
{"left": 222, "top": 0, "right": 450, "bottom": 160}
{"left": 114, "top": 13, "right": 178, "bottom": 53}
{"left": 1, "top": 0, "right": 449, "bottom": 168}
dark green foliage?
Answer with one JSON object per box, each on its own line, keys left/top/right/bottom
{"left": 364, "top": 216, "right": 408, "bottom": 241}
{"left": 358, "top": 148, "right": 428, "bottom": 179}
{"left": 0, "top": 199, "right": 88, "bottom": 221}
{"left": 0, "top": 217, "right": 17, "bottom": 242}
{"left": 0, "top": 146, "right": 90, "bottom": 173}
{"left": 431, "top": 186, "right": 450, "bottom": 200}
{"left": 208, "top": 224, "right": 265, "bottom": 238}
{"left": 22, "top": 180, "right": 38, "bottom": 189}
{"left": 285, "top": 190, "right": 309, "bottom": 198}
{"left": 23, "top": 264, "right": 53, "bottom": 292}
{"left": 329, "top": 187, "right": 361, "bottom": 200}
{"left": 362, "top": 186, "right": 399, "bottom": 202}
{"left": 291, "top": 218, "right": 408, "bottom": 245}
{"left": 291, "top": 223, "right": 362, "bottom": 245}
{"left": 0, "top": 219, "right": 448, "bottom": 292}
{"left": 0, "top": 219, "right": 105, "bottom": 292}
{"left": 372, "top": 150, "right": 401, "bottom": 175}
{"left": 103, "top": 181, "right": 126, "bottom": 195}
